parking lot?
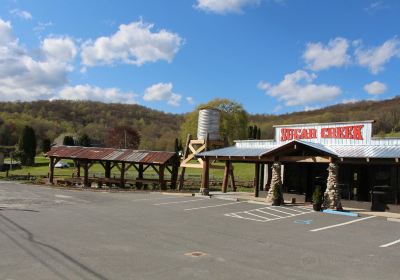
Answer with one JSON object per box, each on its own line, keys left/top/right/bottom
{"left": 0, "top": 182, "right": 399, "bottom": 280}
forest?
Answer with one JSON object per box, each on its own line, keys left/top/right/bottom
{"left": 1, "top": 96, "right": 400, "bottom": 152}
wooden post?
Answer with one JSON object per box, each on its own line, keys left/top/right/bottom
{"left": 259, "top": 163, "right": 264, "bottom": 191}
{"left": 105, "top": 161, "right": 111, "bottom": 179}
{"left": 76, "top": 161, "right": 81, "bottom": 177}
{"left": 159, "top": 164, "right": 166, "bottom": 190}
{"left": 136, "top": 163, "right": 144, "bottom": 189}
{"left": 83, "top": 161, "right": 89, "bottom": 187}
{"left": 230, "top": 167, "right": 236, "bottom": 192}
{"left": 254, "top": 163, "right": 260, "bottom": 197}
{"left": 120, "top": 162, "right": 125, "bottom": 188}
{"left": 171, "top": 156, "right": 179, "bottom": 189}
{"left": 178, "top": 134, "right": 192, "bottom": 191}
{"left": 200, "top": 157, "right": 210, "bottom": 195}
{"left": 222, "top": 161, "right": 230, "bottom": 193}
{"left": 49, "top": 157, "right": 55, "bottom": 184}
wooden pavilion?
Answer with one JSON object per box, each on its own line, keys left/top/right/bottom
{"left": 46, "top": 146, "right": 179, "bottom": 189}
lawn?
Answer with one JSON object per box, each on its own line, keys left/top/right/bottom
{"left": 0, "top": 156, "right": 257, "bottom": 192}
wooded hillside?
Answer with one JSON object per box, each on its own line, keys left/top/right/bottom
{"left": 0, "top": 100, "right": 183, "bottom": 151}
{"left": 1, "top": 96, "right": 399, "bottom": 152}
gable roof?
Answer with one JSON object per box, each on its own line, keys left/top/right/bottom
{"left": 46, "top": 146, "right": 176, "bottom": 165}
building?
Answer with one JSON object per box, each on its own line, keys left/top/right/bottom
{"left": 198, "top": 120, "right": 400, "bottom": 207}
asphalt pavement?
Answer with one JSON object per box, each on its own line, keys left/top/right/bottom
{"left": 0, "top": 182, "right": 399, "bottom": 280}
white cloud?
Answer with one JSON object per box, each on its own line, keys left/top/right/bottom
{"left": 34, "top": 21, "right": 53, "bottom": 33}
{"left": 304, "top": 106, "right": 320, "bottom": 112}
{"left": 258, "top": 70, "right": 341, "bottom": 106}
{"left": 143, "top": 82, "right": 182, "bottom": 106}
{"left": 195, "top": 0, "right": 260, "bottom": 14}
{"left": 10, "top": 9, "right": 32, "bottom": 20}
{"left": 42, "top": 37, "right": 77, "bottom": 62}
{"left": 303, "top": 37, "right": 350, "bottom": 71}
{"left": 365, "top": 1, "right": 389, "bottom": 13}
{"left": 364, "top": 81, "right": 387, "bottom": 95}
{"left": 57, "top": 85, "right": 137, "bottom": 103}
{"left": 342, "top": 98, "right": 359, "bottom": 104}
{"left": 272, "top": 105, "right": 282, "bottom": 113}
{"left": 0, "top": 18, "right": 76, "bottom": 101}
{"left": 355, "top": 38, "right": 400, "bottom": 74}
{"left": 81, "top": 20, "right": 183, "bottom": 67}
{"left": 186, "top": 96, "right": 195, "bottom": 105}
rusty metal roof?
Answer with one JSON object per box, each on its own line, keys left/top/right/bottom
{"left": 46, "top": 146, "right": 176, "bottom": 164}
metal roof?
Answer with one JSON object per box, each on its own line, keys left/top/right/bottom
{"left": 259, "top": 140, "right": 338, "bottom": 158}
{"left": 199, "top": 147, "right": 272, "bottom": 158}
{"left": 328, "top": 145, "right": 400, "bottom": 158}
{"left": 46, "top": 146, "right": 176, "bottom": 164}
{"left": 197, "top": 139, "right": 400, "bottom": 159}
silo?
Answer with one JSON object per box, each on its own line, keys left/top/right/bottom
{"left": 197, "top": 108, "right": 220, "bottom": 141}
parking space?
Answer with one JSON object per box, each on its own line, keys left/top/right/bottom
{"left": 224, "top": 205, "right": 314, "bottom": 222}
{"left": 148, "top": 193, "right": 400, "bottom": 250}
{"left": 1, "top": 182, "right": 399, "bottom": 280}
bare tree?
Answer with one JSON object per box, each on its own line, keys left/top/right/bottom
{"left": 106, "top": 126, "right": 141, "bottom": 149}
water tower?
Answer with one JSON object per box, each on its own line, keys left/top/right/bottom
{"left": 179, "top": 108, "right": 234, "bottom": 194}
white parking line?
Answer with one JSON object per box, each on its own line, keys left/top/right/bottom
{"left": 254, "top": 209, "right": 283, "bottom": 218}
{"left": 379, "top": 238, "right": 400, "bottom": 248}
{"left": 265, "top": 207, "right": 296, "bottom": 216}
{"left": 184, "top": 201, "right": 245, "bottom": 211}
{"left": 154, "top": 198, "right": 208, "bottom": 205}
{"left": 310, "top": 216, "right": 376, "bottom": 232}
{"left": 282, "top": 207, "right": 306, "bottom": 213}
{"left": 131, "top": 196, "right": 181, "bottom": 202}
{"left": 225, "top": 206, "right": 314, "bottom": 223}
{"left": 245, "top": 211, "right": 271, "bottom": 221}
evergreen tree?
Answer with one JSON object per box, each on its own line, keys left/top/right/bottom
{"left": 77, "top": 134, "right": 91, "bottom": 147}
{"left": 41, "top": 138, "right": 51, "bottom": 153}
{"left": 17, "top": 126, "right": 37, "bottom": 166}
{"left": 252, "top": 125, "right": 258, "bottom": 139}
{"left": 256, "top": 127, "right": 261, "bottom": 140}
{"left": 63, "top": 136, "right": 75, "bottom": 146}
{"left": 248, "top": 126, "right": 253, "bottom": 139}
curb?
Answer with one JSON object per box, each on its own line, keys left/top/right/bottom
{"left": 387, "top": 218, "right": 400, "bottom": 223}
{"left": 192, "top": 193, "right": 212, "bottom": 198}
{"left": 323, "top": 209, "right": 360, "bottom": 217}
{"left": 213, "top": 196, "right": 239, "bottom": 202}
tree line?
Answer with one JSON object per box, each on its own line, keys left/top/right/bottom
{"left": 2, "top": 96, "right": 400, "bottom": 166}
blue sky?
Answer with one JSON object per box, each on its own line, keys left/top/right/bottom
{"left": 0, "top": 0, "right": 399, "bottom": 114}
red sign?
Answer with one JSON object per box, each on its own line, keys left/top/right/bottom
{"left": 280, "top": 125, "right": 364, "bottom": 141}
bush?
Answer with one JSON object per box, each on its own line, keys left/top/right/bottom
{"left": 312, "top": 186, "right": 324, "bottom": 205}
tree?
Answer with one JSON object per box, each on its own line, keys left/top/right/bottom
{"left": 248, "top": 125, "right": 261, "bottom": 140}
{"left": 105, "top": 126, "right": 140, "bottom": 149}
{"left": 17, "top": 126, "right": 37, "bottom": 166}
{"left": 77, "top": 134, "right": 91, "bottom": 147}
{"left": 180, "top": 99, "right": 248, "bottom": 144}
{"left": 63, "top": 136, "right": 75, "bottom": 146}
{"left": 41, "top": 138, "right": 52, "bottom": 153}
{"left": 248, "top": 126, "right": 253, "bottom": 139}
{"left": 252, "top": 125, "right": 258, "bottom": 139}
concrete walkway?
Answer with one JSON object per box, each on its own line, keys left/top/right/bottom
{"left": 208, "top": 191, "right": 400, "bottom": 220}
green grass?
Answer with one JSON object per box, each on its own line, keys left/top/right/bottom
{"left": 0, "top": 156, "right": 256, "bottom": 191}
